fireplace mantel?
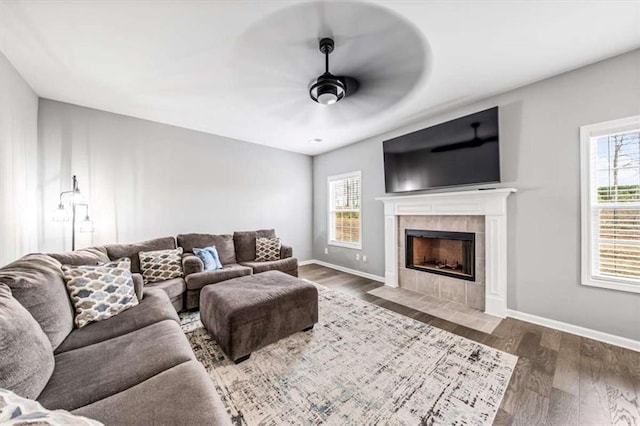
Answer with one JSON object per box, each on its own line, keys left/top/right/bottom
{"left": 376, "top": 188, "right": 517, "bottom": 317}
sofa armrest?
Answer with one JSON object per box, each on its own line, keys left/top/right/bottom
{"left": 280, "top": 244, "right": 293, "bottom": 259}
{"left": 182, "top": 253, "right": 204, "bottom": 275}
{"left": 131, "top": 273, "right": 144, "bottom": 301}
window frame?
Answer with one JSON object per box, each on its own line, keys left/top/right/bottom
{"left": 580, "top": 115, "right": 640, "bottom": 294}
{"left": 327, "top": 171, "right": 362, "bottom": 250}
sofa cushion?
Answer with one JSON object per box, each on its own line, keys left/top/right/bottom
{"left": 0, "top": 284, "right": 54, "bottom": 399}
{"left": 38, "top": 320, "right": 194, "bottom": 411}
{"left": 239, "top": 257, "right": 298, "bottom": 275}
{"left": 184, "top": 264, "right": 252, "bottom": 291}
{"left": 62, "top": 258, "right": 139, "bottom": 328}
{"left": 177, "top": 234, "right": 236, "bottom": 264}
{"left": 54, "top": 288, "right": 179, "bottom": 354}
{"left": 255, "top": 237, "right": 281, "bottom": 262}
{"left": 0, "top": 254, "right": 74, "bottom": 350}
{"left": 71, "top": 361, "right": 231, "bottom": 426}
{"left": 144, "top": 277, "right": 186, "bottom": 300}
{"left": 233, "top": 229, "right": 276, "bottom": 262}
{"left": 139, "top": 247, "right": 184, "bottom": 284}
{"left": 48, "top": 247, "right": 110, "bottom": 266}
{"left": 0, "top": 389, "right": 103, "bottom": 425}
{"left": 104, "top": 237, "right": 176, "bottom": 273}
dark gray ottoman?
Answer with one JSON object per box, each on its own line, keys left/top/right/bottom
{"left": 200, "top": 270, "right": 318, "bottom": 363}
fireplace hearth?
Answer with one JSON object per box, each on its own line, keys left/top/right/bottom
{"left": 405, "top": 229, "right": 475, "bottom": 281}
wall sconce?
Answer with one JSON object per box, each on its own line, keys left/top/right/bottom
{"left": 53, "top": 175, "right": 94, "bottom": 250}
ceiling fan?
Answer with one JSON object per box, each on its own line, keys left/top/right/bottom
{"left": 229, "top": 1, "right": 429, "bottom": 123}
{"left": 431, "top": 122, "right": 498, "bottom": 152}
{"left": 309, "top": 38, "right": 359, "bottom": 105}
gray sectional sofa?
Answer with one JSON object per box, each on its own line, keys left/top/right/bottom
{"left": 0, "top": 254, "right": 231, "bottom": 425}
{"left": 51, "top": 228, "right": 297, "bottom": 312}
{"left": 0, "top": 228, "right": 297, "bottom": 424}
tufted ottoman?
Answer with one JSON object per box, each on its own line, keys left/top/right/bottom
{"left": 200, "top": 270, "right": 318, "bottom": 363}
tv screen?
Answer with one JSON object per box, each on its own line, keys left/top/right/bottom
{"left": 383, "top": 107, "right": 500, "bottom": 193}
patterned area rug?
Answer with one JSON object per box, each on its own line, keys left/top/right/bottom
{"left": 180, "top": 283, "right": 517, "bottom": 425}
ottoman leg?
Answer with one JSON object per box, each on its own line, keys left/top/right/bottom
{"left": 234, "top": 354, "right": 251, "bottom": 364}
{"left": 303, "top": 325, "right": 314, "bottom": 332}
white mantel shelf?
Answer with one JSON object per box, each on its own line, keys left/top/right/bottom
{"left": 376, "top": 188, "right": 517, "bottom": 318}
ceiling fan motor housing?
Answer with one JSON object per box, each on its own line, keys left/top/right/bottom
{"left": 309, "top": 37, "right": 348, "bottom": 105}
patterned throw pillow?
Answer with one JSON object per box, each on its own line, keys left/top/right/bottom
{"left": 62, "top": 258, "right": 139, "bottom": 329}
{"left": 0, "top": 388, "right": 103, "bottom": 425}
{"left": 255, "top": 237, "right": 281, "bottom": 262}
{"left": 139, "top": 247, "right": 184, "bottom": 284}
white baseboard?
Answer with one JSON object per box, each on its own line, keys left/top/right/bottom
{"left": 300, "top": 259, "right": 385, "bottom": 283}
{"left": 507, "top": 309, "right": 640, "bottom": 352}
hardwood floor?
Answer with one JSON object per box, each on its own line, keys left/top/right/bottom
{"left": 299, "top": 264, "right": 640, "bottom": 426}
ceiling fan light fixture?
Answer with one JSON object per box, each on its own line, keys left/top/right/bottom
{"left": 310, "top": 73, "right": 345, "bottom": 105}
{"left": 309, "top": 38, "right": 348, "bottom": 105}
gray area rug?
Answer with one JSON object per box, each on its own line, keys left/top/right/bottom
{"left": 180, "top": 283, "right": 517, "bottom": 425}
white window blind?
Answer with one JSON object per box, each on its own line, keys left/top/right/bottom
{"left": 581, "top": 116, "right": 640, "bottom": 293}
{"left": 328, "top": 171, "right": 362, "bottom": 249}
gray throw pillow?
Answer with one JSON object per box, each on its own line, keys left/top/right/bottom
{"left": 62, "top": 258, "right": 139, "bottom": 328}
{"left": 0, "top": 284, "right": 54, "bottom": 400}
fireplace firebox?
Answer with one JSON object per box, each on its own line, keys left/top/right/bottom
{"left": 405, "top": 229, "right": 475, "bottom": 281}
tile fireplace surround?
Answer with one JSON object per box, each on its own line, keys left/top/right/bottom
{"left": 376, "top": 188, "right": 517, "bottom": 318}
{"left": 399, "top": 215, "right": 485, "bottom": 310}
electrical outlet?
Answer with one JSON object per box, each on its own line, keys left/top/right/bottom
{"left": 363, "top": 255, "right": 367, "bottom": 262}
{"left": 356, "top": 253, "right": 360, "bottom": 261}
{"left": 324, "top": 248, "right": 328, "bottom": 254}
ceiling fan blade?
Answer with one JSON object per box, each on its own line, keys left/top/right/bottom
{"left": 338, "top": 76, "right": 360, "bottom": 97}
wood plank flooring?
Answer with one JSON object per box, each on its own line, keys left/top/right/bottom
{"left": 299, "top": 264, "right": 640, "bottom": 426}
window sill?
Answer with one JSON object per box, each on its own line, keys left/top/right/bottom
{"left": 582, "top": 276, "right": 640, "bottom": 294}
{"left": 328, "top": 241, "right": 362, "bottom": 250}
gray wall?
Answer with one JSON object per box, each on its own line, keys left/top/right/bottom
{"left": 37, "top": 99, "right": 313, "bottom": 260}
{"left": 313, "top": 49, "right": 640, "bottom": 340}
{"left": 0, "top": 52, "right": 39, "bottom": 266}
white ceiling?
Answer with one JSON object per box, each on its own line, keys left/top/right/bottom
{"left": 1, "top": 1, "right": 639, "bottom": 155}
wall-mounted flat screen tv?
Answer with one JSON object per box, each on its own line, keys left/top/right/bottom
{"left": 383, "top": 107, "right": 500, "bottom": 193}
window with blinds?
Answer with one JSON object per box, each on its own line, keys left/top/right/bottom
{"left": 328, "top": 171, "right": 362, "bottom": 249}
{"left": 581, "top": 116, "right": 640, "bottom": 293}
